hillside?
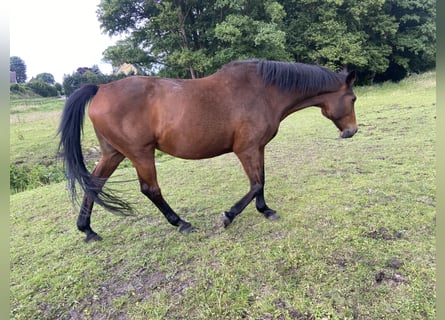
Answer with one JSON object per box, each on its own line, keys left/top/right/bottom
{"left": 10, "top": 72, "right": 436, "bottom": 319}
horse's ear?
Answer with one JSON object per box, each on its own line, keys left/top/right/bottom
{"left": 346, "top": 70, "right": 357, "bottom": 87}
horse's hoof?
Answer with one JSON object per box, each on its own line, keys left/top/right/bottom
{"left": 264, "top": 210, "right": 280, "bottom": 221}
{"left": 84, "top": 232, "right": 103, "bottom": 243}
{"left": 222, "top": 212, "right": 233, "bottom": 228}
{"left": 178, "top": 221, "right": 194, "bottom": 234}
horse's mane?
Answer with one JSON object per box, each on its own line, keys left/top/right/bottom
{"left": 257, "top": 60, "right": 346, "bottom": 94}
{"left": 225, "top": 60, "right": 345, "bottom": 94}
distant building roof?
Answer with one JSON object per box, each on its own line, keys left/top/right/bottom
{"left": 10, "top": 71, "right": 17, "bottom": 83}
{"left": 115, "top": 63, "right": 139, "bottom": 76}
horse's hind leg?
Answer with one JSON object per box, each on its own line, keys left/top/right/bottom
{"left": 133, "top": 146, "right": 193, "bottom": 233}
{"left": 78, "top": 139, "right": 125, "bottom": 242}
{"left": 78, "top": 193, "right": 102, "bottom": 242}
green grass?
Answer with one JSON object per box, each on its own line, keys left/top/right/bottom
{"left": 10, "top": 97, "right": 96, "bottom": 166}
{"left": 10, "top": 72, "right": 436, "bottom": 319}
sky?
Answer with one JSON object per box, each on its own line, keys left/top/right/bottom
{"left": 10, "top": 0, "right": 120, "bottom": 83}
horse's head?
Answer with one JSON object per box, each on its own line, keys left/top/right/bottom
{"left": 320, "top": 70, "right": 358, "bottom": 138}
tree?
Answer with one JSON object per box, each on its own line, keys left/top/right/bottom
{"left": 54, "top": 83, "right": 63, "bottom": 95}
{"left": 213, "top": 0, "right": 291, "bottom": 63}
{"left": 102, "top": 38, "right": 156, "bottom": 73}
{"left": 36, "top": 73, "right": 55, "bottom": 85}
{"left": 97, "top": 0, "right": 290, "bottom": 78}
{"left": 97, "top": 0, "right": 435, "bottom": 82}
{"left": 63, "top": 70, "right": 104, "bottom": 96}
{"left": 281, "top": 0, "right": 435, "bottom": 83}
{"left": 376, "top": 0, "right": 436, "bottom": 81}
{"left": 282, "top": 0, "right": 398, "bottom": 78}
{"left": 62, "top": 66, "right": 125, "bottom": 96}
{"left": 10, "top": 56, "right": 27, "bottom": 83}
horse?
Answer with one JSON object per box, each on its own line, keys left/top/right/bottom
{"left": 58, "top": 60, "right": 358, "bottom": 242}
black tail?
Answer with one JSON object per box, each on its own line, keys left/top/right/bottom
{"left": 57, "top": 84, "right": 133, "bottom": 214}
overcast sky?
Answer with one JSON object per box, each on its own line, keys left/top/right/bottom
{"left": 10, "top": 0, "right": 119, "bottom": 83}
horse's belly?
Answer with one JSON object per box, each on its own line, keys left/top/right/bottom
{"left": 156, "top": 131, "right": 233, "bottom": 160}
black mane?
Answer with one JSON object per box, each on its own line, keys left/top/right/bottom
{"left": 255, "top": 60, "right": 345, "bottom": 94}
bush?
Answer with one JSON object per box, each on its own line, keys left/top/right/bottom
{"left": 54, "top": 83, "right": 63, "bottom": 95}
{"left": 25, "top": 80, "right": 59, "bottom": 97}
{"left": 10, "top": 163, "right": 65, "bottom": 193}
{"left": 10, "top": 83, "right": 26, "bottom": 93}
{"left": 63, "top": 71, "right": 128, "bottom": 96}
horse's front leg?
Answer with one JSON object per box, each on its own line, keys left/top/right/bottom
{"left": 222, "top": 182, "right": 263, "bottom": 227}
{"left": 223, "top": 147, "right": 279, "bottom": 227}
{"left": 255, "top": 165, "right": 280, "bottom": 220}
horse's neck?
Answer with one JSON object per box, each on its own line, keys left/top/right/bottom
{"left": 277, "top": 90, "right": 324, "bottom": 121}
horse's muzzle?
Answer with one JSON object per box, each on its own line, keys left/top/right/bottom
{"left": 340, "top": 127, "right": 358, "bottom": 138}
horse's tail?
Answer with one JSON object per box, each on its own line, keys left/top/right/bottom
{"left": 57, "top": 84, "right": 133, "bottom": 214}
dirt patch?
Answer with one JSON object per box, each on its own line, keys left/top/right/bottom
{"left": 364, "top": 227, "right": 403, "bottom": 241}
{"left": 68, "top": 265, "right": 197, "bottom": 320}
{"left": 271, "top": 299, "right": 314, "bottom": 319}
{"left": 387, "top": 258, "right": 404, "bottom": 269}
{"left": 374, "top": 270, "right": 410, "bottom": 287}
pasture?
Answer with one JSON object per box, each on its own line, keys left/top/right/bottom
{"left": 10, "top": 72, "right": 435, "bottom": 319}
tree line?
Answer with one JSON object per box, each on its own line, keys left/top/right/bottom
{"left": 11, "top": 0, "right": 435, "bottom": 97}
{"left": 10, "top": 56, "right": 61, "bottom": 97}
{"left": 98, "top": 0, "right": 435, "bottom": 83}
{"left": 9, "top": 57, "right": 133, "bottom": 97}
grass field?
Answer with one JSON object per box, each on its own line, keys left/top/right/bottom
{"left": 10, "top": 72, "right": 436, "bottom": 319}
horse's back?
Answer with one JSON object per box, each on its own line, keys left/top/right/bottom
{"left": 87, "top": 68, "right": 273, "bottom": 160}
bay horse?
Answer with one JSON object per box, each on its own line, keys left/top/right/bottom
{"left": 58, "top": 60, "right": 358, "bottom": 242}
